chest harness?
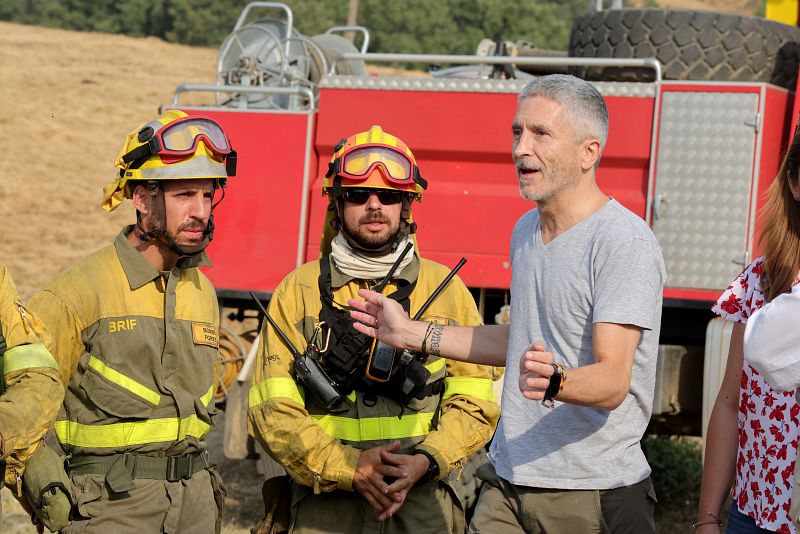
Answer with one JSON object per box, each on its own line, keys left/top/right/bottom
{"left": 315, "top": 257, "right": 443, "bottom": 416}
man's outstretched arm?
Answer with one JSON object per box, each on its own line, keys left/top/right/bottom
{"left": 348, "top": 289, "right": 510, "bottom": 366}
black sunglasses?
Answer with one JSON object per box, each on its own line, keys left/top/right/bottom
{"left": 341, "top": 188, "right": 405, "bottom": 205}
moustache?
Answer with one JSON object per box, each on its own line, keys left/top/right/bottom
{"left": 177, "top": 220, "right": 208, "bottom": 233}
{"left": 515, "top": 159, "right": 541, "bottom": 174}
{"left": 359, "top": 213, "right": 389, "bottom": 225}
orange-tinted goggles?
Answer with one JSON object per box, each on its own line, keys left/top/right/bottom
{"left": 341, "top": 146, "right": 413, "bottom": 182}
{"left": 328, "top": 144, "right": 423, "bottom": 185}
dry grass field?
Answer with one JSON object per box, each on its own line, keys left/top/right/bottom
{"left": 0, "top": 0, "right": 759, "bottom": 297}
{"left": 0, "top": 21, "right": 217, "bottom": 300}
{"left": 0, "top": 21, "right": 264, "bottom": 534}
{"left": 0, "top": 1, "right": 757, "bottom": 531}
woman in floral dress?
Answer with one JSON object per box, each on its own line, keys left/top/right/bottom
{"left": 697, "top": 125, "right": 800, "bottom": 534}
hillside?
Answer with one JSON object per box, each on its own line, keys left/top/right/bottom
{"left": 0, "top": 0, "right": 757, "bottom": 296}
{"left": 0, "top": 22, "right": 216, "bottom": 298}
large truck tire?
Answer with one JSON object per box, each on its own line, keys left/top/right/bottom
{"left": 568, "top": 9, "right": 800, "bottom": 89}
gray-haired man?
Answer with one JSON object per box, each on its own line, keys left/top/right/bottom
{"left": 349, "top": 74, "right": 666, "bottom": 533}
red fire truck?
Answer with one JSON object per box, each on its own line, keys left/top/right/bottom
{"left": 170, "top": 2, "right": 800, "bottom": 450}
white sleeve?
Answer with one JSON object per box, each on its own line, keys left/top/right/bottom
{"left": 744, "top": 284, "right": 800, "bottom": 391}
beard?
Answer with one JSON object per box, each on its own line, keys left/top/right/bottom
{"left": 343, "top": 211, "right": 401, "bottom": 251}
{"left": 169, "top": 218, "right": 210, "bottom": 254}
{"left": 145, "top": 216, "right": 209, "bottom": 254}
{"left": 516, "top": 157, "right": 576, "bottom": 203}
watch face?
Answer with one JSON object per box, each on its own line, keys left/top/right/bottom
{"left": 428, "top": 463, "right": 439, "bottom": 480}
{"left": 413, "top": 450, "right": 436, "bottom": 482}
{"left": 419, "top": 452, "right": 438, "bottom": 481}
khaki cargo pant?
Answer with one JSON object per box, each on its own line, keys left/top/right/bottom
{"left": 288, "top": 478, "right": 464, "bottom": 534}
{"left": 62, "top": 468, "right": 225, "bottom": 534}
{"left": 468, "top": 463, "right": 656, "bottom": 534}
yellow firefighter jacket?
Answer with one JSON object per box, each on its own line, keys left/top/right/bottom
{"left": 28, "top": 227, "right": 219, "bottom": 458}
{"left": 248, "top": 255, "right": 501, "bottom": 492}
{"left": 0, "top": 263, "right": 62, "bottom": 485}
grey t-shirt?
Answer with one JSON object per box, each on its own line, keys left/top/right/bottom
{"left": 487, "top": 199, "right": 666, "bottom": 490}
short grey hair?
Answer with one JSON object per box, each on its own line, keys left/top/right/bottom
{"left": 518, "top": 74, "right": 609, "bottom": 154}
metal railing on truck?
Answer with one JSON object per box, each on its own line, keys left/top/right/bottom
{"left": 321, "top": 53, "right": 662, "bottom": 227}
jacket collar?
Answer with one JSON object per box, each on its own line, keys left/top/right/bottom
{"left": 115, "top": 225, "right": 212, "bottom": 290}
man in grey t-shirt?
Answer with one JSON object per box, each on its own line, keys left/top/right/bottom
{"left": 349, "top": 74, "right": 666, "bottom": 533}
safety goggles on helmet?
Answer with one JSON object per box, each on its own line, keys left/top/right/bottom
{"left": 341, "top": 188, "right": 406, "bottom": 205}
{"left": 327, "top": 144, "right": 425, "bottom": 187}
{"left": 122, "top": 117, "right": 237, "bottom": 176}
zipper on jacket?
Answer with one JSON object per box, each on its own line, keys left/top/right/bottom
{"left": 312, "top": 471, "right": 321, "bottom": 494}
{"left": 17, "top": 304, "right": 42, "bottom": 343}
{"left": 17, "top": 305, "right": 31, "bottom": 334}
{"left": 453, "top": 458, "right": 464, "bottom": 481}
{"left": 15, "top": 468, "right": 22, "bottom": 497}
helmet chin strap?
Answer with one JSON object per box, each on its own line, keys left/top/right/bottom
{"left": 135, "top": 182, "right": 216, "bottom": 259}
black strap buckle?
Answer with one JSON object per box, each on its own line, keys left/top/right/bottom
{"left": 166, "top": 454, "right": 194, "bottom": 482}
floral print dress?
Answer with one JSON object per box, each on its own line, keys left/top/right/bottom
{"left": 713, "top": 256, "right": 799, "bottom": 533}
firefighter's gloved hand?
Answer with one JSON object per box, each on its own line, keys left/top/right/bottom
{"left": 349, "top": 290, "right": 414, "bottom": 351}
{"left": 379, "top": 451, "right": 430, "bottom": 521}
{"left": 519, "top": 342, "right": 554, "bottom": 401}
{"left": 21, "top": 443, "right": 74, "bottom": 533}
{"left": 353, "top": 441, "right": 406, "bottom": 518}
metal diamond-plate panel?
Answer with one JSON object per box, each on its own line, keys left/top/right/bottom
{"left": 652, "top": 91, "right": 758, "bottom": 290}
{"left": 320, "top": 75, "right": 656, "bottom": 97}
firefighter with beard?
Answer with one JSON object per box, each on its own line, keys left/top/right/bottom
{"left": 248, "top": 125, "right": 501, "bottom": 534}
{"left": 28, "top": 110, "right": 236, "bottom": 534}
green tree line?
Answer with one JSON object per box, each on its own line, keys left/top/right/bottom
{"left": 0, "top": 0, "right": 589, "bottom": 53}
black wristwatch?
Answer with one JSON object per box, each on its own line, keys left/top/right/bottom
{"left": 542, "top": 363, "right": 562, "bottom": 408}
{"left": 414, "top": 449, "right": 440, "bottom": 484}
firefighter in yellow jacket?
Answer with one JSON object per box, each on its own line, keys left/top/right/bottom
{"left": 0, "top": 264, "right": 63, "bottom": 511}
{"left": 28, "top": 110, "right": 237, "bottom": 534}
{"left": 248, "top": 125, "right": 501, "bottom": 534}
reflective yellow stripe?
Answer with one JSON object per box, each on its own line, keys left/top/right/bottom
{"left": 311, "top": 412, "right": 433, "bottom": 441}
{"left": 54, "top": 415, "right": 211, "bottom": 448}
{"left": 200, "top": 384, "right": 215, "bottom": 407}
{"left": 249, "top": 377, "right": 304, "bottom": 407}
{"left": 443, "top": 377, "right": 496, "bottom": 402}
{"left": 3, "top": 343, "right": 59, "bottom": 374}
{"left": 87, "top": 356, "right": 161, "bottom": 406}
{"left": 424, "top": 358, "right": 445, "bottom": 374}
{"left": 346, "top": 390, "right": 357, "bottom": 402}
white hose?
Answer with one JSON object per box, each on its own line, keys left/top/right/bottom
{"left": 237, "top": 333, "right": 261, "bottom": 382}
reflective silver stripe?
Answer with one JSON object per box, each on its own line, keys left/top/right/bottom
{"left": 139, "top": 155, "right": 226, "bottom": 179}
